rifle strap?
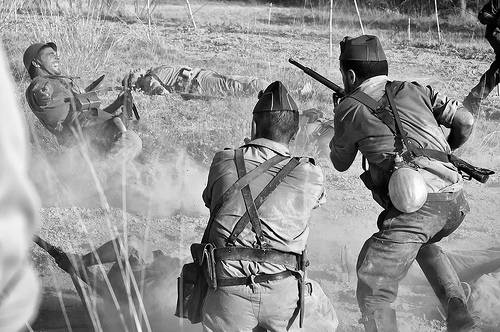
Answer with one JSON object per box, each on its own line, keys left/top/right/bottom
{"left": 201, "top": 152, "right": 287, "bottom": 243}
{"left": 349, "top": 89, "right": 398, "bottom": 136}
{"left": 384, "top": 81, "right": 415, "bottom": 156}
{"left": 226, "top": 156, "right": 301, "bottom": 246}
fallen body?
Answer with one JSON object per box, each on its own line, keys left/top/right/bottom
{"left": 124, "top": 65, "right": 269, "bottom": 97}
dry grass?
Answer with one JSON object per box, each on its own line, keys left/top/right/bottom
{"left": 3, "top": 2, "right": 500, "bottom": 331}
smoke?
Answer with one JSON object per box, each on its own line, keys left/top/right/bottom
{"left": 30, "top": 147, "right": 209, "bottom": 218}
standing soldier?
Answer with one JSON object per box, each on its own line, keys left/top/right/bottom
{"left": 330, "top": 35, "right": 476, "bottom": 331}
{"left": 23, "top": 42, "right": 141, "bottom": 164}
{"left": 463, "top": 0, "right": 500, "bottom": 114}
{"left": 200, "top": 81, "right": 330, "bottom": 331}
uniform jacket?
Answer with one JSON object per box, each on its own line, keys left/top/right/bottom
{"left": 26, "top": 75, "right": 116, "bottom": 147}
{"left": 203, "top": 138, "right": 325, "bottom": 278}
{"left": 330, "top": 75, "right": 463, "bottom": 195}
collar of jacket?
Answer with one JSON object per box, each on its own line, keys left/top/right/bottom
{"left": 241, "top": 138, "right": 291, "bottom": 156}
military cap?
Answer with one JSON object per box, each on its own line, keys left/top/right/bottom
{"left": 253, "top": 81, "right": 298, "bottom": 113}
{"left": 23, "top": 42, "right": 57, "bottom": 72}
{"left": 339, "top": 35, "right": 386, "bottom": 62}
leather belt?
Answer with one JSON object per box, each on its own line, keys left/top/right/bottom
{"left": 214, "top": 247, "right": 301, "bottom": 270}
{"left": 217, "top": 270, "right": 295, "bottom": 287}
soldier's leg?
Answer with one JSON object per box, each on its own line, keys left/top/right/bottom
{"left": 257, "top": 276, "right": 300, "bottom": 332}
{"left": 106, "top": 129, "right": 142, "bottom": 166}
{"left": 356, "top": 234, "right": 421, "bottom": 332}
{"left": 202, "top": 285, "right": 259, "bottom": 332}
{"left": 464, "top": 44, "right": 500, "bottom": 113}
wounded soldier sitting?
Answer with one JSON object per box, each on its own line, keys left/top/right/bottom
{"left": 123, "top": 65, "right": 269, "bottom": 97}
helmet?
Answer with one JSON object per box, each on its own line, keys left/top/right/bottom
{"left": 23, "top": 42, "right": 57, "bottom": 72}
{"left": 388, "top": 166, "right": 428, "bottom": 213}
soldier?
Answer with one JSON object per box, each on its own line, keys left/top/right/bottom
{"left": 124, "top": 65, "right": 269, "bottom": 97}
{"left": 200, "top": 81, "right": 334, "bottom": 331}
{"left": 329, "top": 35, "right": 476, "bottom": 331}
{"left": 23, "top": 42, "right": 141, "bottom": 165}
{"left": 463, "top": 0, "right": 500, "bottom": 114}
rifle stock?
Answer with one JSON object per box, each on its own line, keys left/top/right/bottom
{"left": 289, "top": 58, "right": 345, "bottom": 97}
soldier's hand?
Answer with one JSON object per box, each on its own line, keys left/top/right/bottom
{"left": 332, "top": 92, "right": 343, "bottom": 107}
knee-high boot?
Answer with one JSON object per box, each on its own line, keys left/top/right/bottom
{"left": 416, "top": 244, "right": 475, "bottom": 332}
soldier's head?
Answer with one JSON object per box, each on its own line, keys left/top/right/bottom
{"left": 251, "top": 81, "right": 299, "bottom": 145}
{"left": 23, "top": 42, "right": 60, "bottom": 79}
{"left": 339, "top": 35, "right": 388, "bottom": 94}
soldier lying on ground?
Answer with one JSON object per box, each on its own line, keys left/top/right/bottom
{"left": 330, "top": 35, "right": 476, "bottom": 332}
{"left": 24, "top": 42, "right": 142, "bottom": 168}
{"left": 196, "top": 81, "right": 337, "bottom": 331}
{"left": 123, "top": 64, "right": 269, "bottom": 97}
{"left": 53, "top": 235, "right": 182, "bottom": 332}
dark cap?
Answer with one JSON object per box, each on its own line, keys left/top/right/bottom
{"left": 253, "top": 81, "right": 298, "bottom": 114}
{"left": 339, "top": 35, "right": 386, "bottom": 62}
{"left": 23, "top": 42, "right": 57, "bottom": 72}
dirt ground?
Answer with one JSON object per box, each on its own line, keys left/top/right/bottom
{"left": 5, "top": 2, "right": 500, "bottom": 331}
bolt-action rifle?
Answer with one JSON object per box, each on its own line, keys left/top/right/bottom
{"left": 289, "top": 58, "right": 345, "bottom": 97}
{"left": 123, "top": 71, "right": 141, "bottom": 120}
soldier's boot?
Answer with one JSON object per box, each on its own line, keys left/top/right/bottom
{"left": 446, "top": 297, "right": 476, "bottom": 332}
{"left": 361, "top": 308, "right": 398, "bottom": 332}
{"left": 416, "top": 244, "right": 476, "bottom": 332}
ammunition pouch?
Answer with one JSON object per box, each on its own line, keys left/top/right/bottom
{"left": 175, "top": 242, "right": 215, "bottom": 324}
{"left": 75, "top": 91, "right": 100, "bottom": 113}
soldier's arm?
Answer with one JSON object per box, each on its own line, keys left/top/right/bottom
{"left": 478, "top": 0, "right": 499, "bottom": 25}
{"left": 423, "top": 84, "right": 474, "bottom": 150}
{"left": 329, "top": 104, "right": 359, "bottom": 172}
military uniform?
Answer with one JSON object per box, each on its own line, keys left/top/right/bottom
{"left": 131, "top": 65, "right": 269, "bottom": 97}
{"left": 200, "top": 82, "right": 331, "bottom": 331}
{"left": 24, "top": 43, "right": 141, "bottom": 164}
{"left": 464, "top": 0, "right": 500, "bottom": 113}
{"left": 330, "top": 35, "right": 474, "bottom": 331}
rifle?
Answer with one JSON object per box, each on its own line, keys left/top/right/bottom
{"left": 123, "top": 71, "right": 141, "bottom": 120}
{"left": 289, "top": 58, "right": 345, "bottom": 97}
{"left": 449, "top": 154, "right": 495, "bottom": 183}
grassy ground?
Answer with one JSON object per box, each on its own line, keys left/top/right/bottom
{"left": 2, "top": 1, "right": 500, "bottom": 331}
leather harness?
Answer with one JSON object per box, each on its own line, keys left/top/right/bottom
{"left": 348, "top": 81, "right": 453, "bottom": 165}
{"left": 209, "top": 148, "right": 303, "bottom": 287}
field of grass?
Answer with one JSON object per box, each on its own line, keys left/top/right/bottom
{"left": 2, "top": 1, "right": 500, "bottom": 331}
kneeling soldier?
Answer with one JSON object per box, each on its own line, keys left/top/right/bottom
{"left": 201, "top": 81, "right": 325, "bottom": 331}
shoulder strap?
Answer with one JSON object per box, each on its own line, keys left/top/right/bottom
{"left": 226, "top": 156, "right": 301, "bottom": 247}
{"left": 147, "top": 71, "right": 174, "bottom": 93}
{"left": 348, "top": 89, "right": 398, "bottom": 135}
{"left": 234, "top": 149, "right": 267, "bottom": 247}
{"left": 385, "top": 81, "right": 414, "bottom": 155}
{"left": 201, "top": 151, "right": 287, "bottom": 243}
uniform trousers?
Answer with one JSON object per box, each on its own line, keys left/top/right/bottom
{"left": 356, "top": 190, "right": 470, "bottom": 318}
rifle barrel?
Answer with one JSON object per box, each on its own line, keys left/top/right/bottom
{"left": 288, "top": 58, "right": 345, "bottom": 97}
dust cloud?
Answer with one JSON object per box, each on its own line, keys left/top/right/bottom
{"left": 30, "top": 146, "right": 209, "bottom": 218}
